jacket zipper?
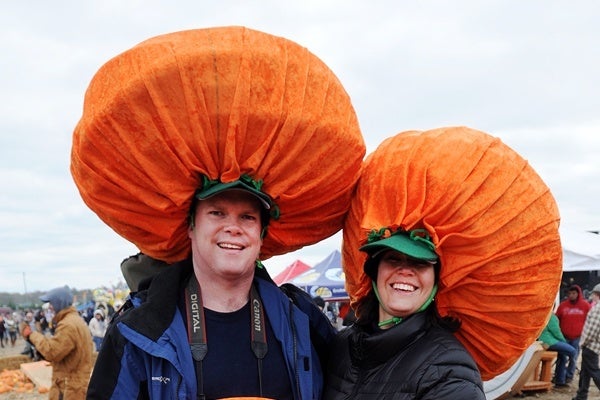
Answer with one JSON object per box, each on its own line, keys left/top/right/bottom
{"left": 289, "top": 299, "right": 302, "bottom": 400}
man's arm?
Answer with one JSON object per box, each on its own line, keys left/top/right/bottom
{"left": 581, "top": 306, "right": 600, "bottom": 348}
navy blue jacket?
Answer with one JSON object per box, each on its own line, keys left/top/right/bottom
{"left": 87, "top": 258, "right": 335, "bottom": 399}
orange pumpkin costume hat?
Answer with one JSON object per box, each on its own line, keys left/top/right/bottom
{"left": 70, "top": 26, "right": 365, "bottom": 263}
{"left": 342, "top": 126, "right": 562, "bottom": 380}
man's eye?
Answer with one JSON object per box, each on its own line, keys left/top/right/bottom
{"left": 385, "top": 256, "right": 406, "bottom": 264}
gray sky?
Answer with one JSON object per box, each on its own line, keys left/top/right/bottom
{"left": 1, "top": 1, "right": 599, "bottom": 294}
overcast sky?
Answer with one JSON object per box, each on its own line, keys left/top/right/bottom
{"left": 1, "top": 1, "right": 599, "bottom": 294}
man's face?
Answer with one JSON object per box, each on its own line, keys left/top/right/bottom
{"left": 568, "top": 290, "right": 578, "bottom": 301}
{"left": 188, "top": 190, "right": 263, "bottom": 281}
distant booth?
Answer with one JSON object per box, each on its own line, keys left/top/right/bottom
{"left": 273, "top": 260, "right": 312, "bottom": 286}
{"left": 290, "top": 250, "right": 348, "bottom": 301}
{"left": 559, "top": 227, "right": 600, "bottom": 301}
{"left": 287, "top": 250, "right": 350, "bottom": 326}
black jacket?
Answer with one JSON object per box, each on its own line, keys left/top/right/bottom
{"left": 323, "top": 311, "right": 485, "bottom": 399}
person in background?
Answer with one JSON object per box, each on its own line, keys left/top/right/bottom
{"left": 556, "top": 284, "right": 591, "bottom": 384}
{"left": 572, "top": 283, "right": 600, "bottom": 400}
{"left": 5, "top": 313, "right": 17, "bottom": 347}
{"left": 20, "top": 312, "right": 38, "bottom": 359}
{"left": 20, "top": 286, "right": 94, "bottom": 400}
{"left": 0, "top": 315, "right": 6, "bottom": 348}
{"left": 87, "top": 176, "right": 335, "bottom": 399}
{"left": 323, "top": 228, "right": 485, "bottom": 399}
{"left": 538, "top": 310, "right": 577, "bottom": 388}
{"left": 43, "top": 302, "right": 55, "bottom": 333}
{"left": 88, "top": 308, "right": 107, "bottom": 351}
{"left": 590, "top": 286, "right": 600, "bottom": 307}
{"left": 35, "top": 308, "right": 49, "bottom": 334}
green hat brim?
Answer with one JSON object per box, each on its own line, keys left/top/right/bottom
{"left": 360, "top": 233, "right": 438, "bottom": 262}
{"left": 195, "top": 180, "right": 272, "bottom": 210}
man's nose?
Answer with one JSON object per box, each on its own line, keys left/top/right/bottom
{"left": 223, "top": 218, "right": 243, "bottom": 233}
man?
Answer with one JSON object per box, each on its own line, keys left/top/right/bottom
{"left": 87, "top": 175, "right": 335, "bottom": 399}
{"left": 20, "top": 312, "right": 38, "bottom": 359}
{"left": 573, "top": 283, "right": 600, "bottom": 399}
{"left": 556, "top": 284, "right": 591, "bottom": 384}
{"left": 20, "top": 286, "right": 94, "bottom": 400}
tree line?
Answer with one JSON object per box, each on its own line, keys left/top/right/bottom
{"left": 0, "top": 288, "right": 95, "bottom": 311}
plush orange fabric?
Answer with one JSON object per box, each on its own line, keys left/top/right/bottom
{"left": 342, "top": 126, "right": 562, "bottom": 380}
{"left": 71, "top": 27, "right": 365, "bottom": 262}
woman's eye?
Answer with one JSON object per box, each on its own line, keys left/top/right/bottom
{"left": 384, "top": 256, "right": 405, "bottom": 264}
{"left": 384, "top": 256, "right": 430, "bottom": 269}
{"left": 413, "top": 262, "right": 432, "bottom": 269}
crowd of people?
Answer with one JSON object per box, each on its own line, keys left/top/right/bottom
{"left": 539, "top": 283, "right": 600, "bottom": 400}
{"left": 0, "top": 296, "right": 112, "bottom": 357}
{"left": 0, "top": 306, "right": 53, "bottom": 354}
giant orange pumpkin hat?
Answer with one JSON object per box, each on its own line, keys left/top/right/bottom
{"left": 71, "top": 26, "right": 365, "bottom": 263}
{"left": 342, "top": 126, "right": 561, "bottom": 380}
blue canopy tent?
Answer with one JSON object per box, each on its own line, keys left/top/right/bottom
{"left": 290, "top": 250, "right": 349, "bottom": 301}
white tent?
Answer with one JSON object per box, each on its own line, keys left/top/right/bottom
{"left": 560, "top": 226, "right": 600, "bottom": 272}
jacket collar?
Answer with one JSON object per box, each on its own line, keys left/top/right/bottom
{"left": 120, "top": 258, "right": 193, "bottom": 341}
{"left": 54, "top": 306, "right": 77, "bottom": 324}
{"left": 351, "top": 312, "right": 429, "bottom": 368}
{"left": 119, "top": 259, "right": 276, "bottom": 342}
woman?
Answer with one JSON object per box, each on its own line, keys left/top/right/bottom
{"left": 538, "top": 311, "right": 576, "bottom": 388}
{"left": 88, "top": 308, "right": 107, "bottom": 351}
{"left": 324, "top": 228, "right": 485, "bottom": 399}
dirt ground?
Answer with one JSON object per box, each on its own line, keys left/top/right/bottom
{"left": 506, "top": 370, "right": 599, "bottom": 400}
{"left": 0, "top": 336, "right": 598, "bottom": 399}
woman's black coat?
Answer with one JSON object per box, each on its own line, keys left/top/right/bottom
{"left": 323, "top": 311, "right": 485, "bottom": 399}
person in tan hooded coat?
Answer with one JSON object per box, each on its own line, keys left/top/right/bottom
{"left": 20, "top": 285, "right": 94, "bottom": 400}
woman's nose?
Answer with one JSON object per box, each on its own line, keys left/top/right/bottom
{"left": 394, "top": 264, "right": 415, "bottom": 274}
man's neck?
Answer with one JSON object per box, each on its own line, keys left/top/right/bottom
{"left": 193, "top": 269, "right": 254, "bottom": 313}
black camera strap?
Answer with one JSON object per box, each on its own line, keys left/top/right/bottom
{"left": 185, "top": 276, "right": 267, "bottom": 399}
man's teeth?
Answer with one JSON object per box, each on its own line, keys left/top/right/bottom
{"left": 392, "top": 283, "right": 416, "bottom": 291}
{"left": 219, "top": 243, "right": 243, "bottom": 250}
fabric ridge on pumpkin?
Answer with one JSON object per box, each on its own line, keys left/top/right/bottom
{"left": 71, "top": 26, "right": 365, "bottom": 263}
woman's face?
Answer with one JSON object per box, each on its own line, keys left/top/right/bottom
{"left": 376, "top": 250, "right": 436, "bottom": 325}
